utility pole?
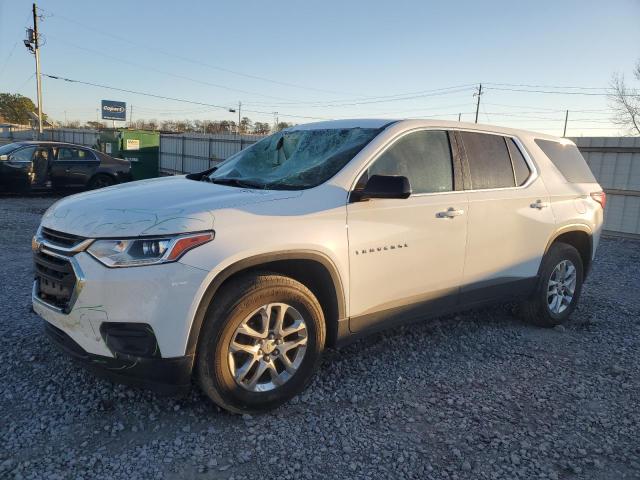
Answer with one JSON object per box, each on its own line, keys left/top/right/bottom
{"left": 129, "top": 104, "right": 134, "bottom": 128}
{"left": 237, "top": 101, "right": 241, "bottom": 135}
{"left": 458, "top": 113, "right": 461, "bottom": 122}
{"left": 27, "top": 3, "right": 44, "bottom": 137}
{"left": 474, "top": 83, "right": 482, "bottom": 124}
{"left": 563, "top": 110, "right": 569, "bottom": 137}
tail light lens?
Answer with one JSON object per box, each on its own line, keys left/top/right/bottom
{"left": 590, "top": 191, "right": 606, "bottom": 209}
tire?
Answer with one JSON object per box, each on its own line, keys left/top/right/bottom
{"left": 520, "top": 242, "right": 584, "bottom": 327}
{"left": 196, "top": 272, "right": 326, "bottom": 414}
{"left": 88, "top": 174, "right": 115, "bottom": 189}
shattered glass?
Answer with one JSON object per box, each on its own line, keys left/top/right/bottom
{"left": 208, "top": 128, "right": 381, "bottom": 189}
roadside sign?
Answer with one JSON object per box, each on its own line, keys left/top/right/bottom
{"left": 101, "top": 100, "right": 127, "bottom": 121}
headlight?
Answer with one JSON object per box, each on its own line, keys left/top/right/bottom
{"left": 87, "top": 231, "right": 214, "bottom": 267}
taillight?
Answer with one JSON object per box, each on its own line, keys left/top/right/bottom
{"left": 590, "top": 191, "right": 606, "bottom": 209}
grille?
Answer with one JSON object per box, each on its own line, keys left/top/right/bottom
{"left": 34, "top": 250, "right": 77, "bottom": 311}
{"left": 41, "top": 228, "right": 85, "bottom": 249}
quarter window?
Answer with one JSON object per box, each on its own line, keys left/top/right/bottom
{"left": 460, "top": 132, "right": 515, "bottom": 189}
{"left": 366, "top": 130, "right": 454, "bottom": 194}
{"left": 534, "top": 139, "right": 596, "bottom": 183}
{"left": 506, "top": 139, "right": 531, "bottom": 186}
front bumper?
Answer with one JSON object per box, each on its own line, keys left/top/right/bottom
{"left": 33, "top": 251, "right": 209, "bottom": 358}
{"left": 45, "top": 321, "right": 192, "bottom": 394}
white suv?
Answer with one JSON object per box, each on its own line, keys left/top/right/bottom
{"left": 33, "top": 119, "right": 605, "bottom": 413}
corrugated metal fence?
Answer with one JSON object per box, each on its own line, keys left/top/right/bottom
{"left": 0, "top": 126, "right": 99, "bottom": 146}
{"left": 159, "top": 133, "right": 264, "bottom": 175}
{"left": 43, "top": 128, "right": 99, "bottom": 146}
{"left": 572, "top": 137, "right": 640, "bottom": 236}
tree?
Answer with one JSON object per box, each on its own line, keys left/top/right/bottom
{"left": 239, "top": 116, "right": 252, "bottom": 134}
{"left": 85, "top": 121, "right": 106, "bottom": 129}
{"left": 253, "top": 122, "right": 270, "bottom": 134}
{"left": 0, "top": 93, "right": 38, "bottom": 124}
{"left": 274, "top": 121, "right": 293, "bottom": 132}
{"left": 610, "top": 61, "right": 640, "bottom": 135}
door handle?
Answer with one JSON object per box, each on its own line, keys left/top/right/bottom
{"left": 437, "top": 207, "right": 465, "bottom": 218}
{"left": 530, "top": 199, "right": 549, "bottom": 209}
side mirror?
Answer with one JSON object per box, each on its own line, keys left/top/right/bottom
{"left": 359, "top": 174, "right": 411, "bottom": 200}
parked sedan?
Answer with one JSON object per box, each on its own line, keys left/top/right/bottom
{"left": 0, "top": 141, "right": 131, "bottom": 192}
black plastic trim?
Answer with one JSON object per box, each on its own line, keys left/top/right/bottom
{"left": 337, "top": 276, "right": 538, "bottom": 348}
{"left": 45, "top": 322, "right": 191, "bottom": 394}
{"left": 185, "top": 250, "right": 346, "bottom": 356}
{"left": 100, "top": 322, "right": 162, "bottom": 358}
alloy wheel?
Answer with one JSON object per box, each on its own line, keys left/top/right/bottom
{"left": 228, "top": 303, "right": 308, "bottom": 392}
{"left": 547, "top": 259, "right": 577, "bottom": 314}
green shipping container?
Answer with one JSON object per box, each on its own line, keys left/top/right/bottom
{"left": 119, "top": 130, "right": 160, "bottom": 180}
{"left": 97, "top": 129, "right": 159, "bottom": 180}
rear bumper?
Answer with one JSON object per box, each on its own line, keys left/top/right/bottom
{"left": 116, "top": 170, "right": 133, "bottom": 183}
{"left": 44, "top": 321, "right": 193, "bottom": 394}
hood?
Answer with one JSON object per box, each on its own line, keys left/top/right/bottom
{"left": 41, "top": 176, "right": 300, "bottom": 237}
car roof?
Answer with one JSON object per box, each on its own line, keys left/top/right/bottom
{"left": 288, "top": 118, "right": 565, "bottom": 143}
{"left": 12, "top": 141, "right": 98, "bottom": 150}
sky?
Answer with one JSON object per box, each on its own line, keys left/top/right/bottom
{"left": 1, "top": 0, "right": 639, "bottom": 136}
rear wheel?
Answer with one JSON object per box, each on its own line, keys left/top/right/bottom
{"left": 88, "top": 174, "right": 115, "bottom": 189}
{"left": 196, "top": 272, "right": 325, "bottom": 413}
{"left": 520, "top": 242, "right": 584, "bottom": 327}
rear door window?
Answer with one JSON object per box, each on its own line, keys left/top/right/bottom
{"left": 57, "top": 148, "right": 95, "bottom": 161}
{"left": 460, "top": 132, "right": 515, "bottom": 189}
{"left": 366, "top": 130, "right": 454, "bottom": 194}
{"left": 535, "top": 139, "right": 596, "bottom": 183}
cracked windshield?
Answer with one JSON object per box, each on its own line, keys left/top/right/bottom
{"left": 207, "top": 127, "right": 382, "bottom": 189}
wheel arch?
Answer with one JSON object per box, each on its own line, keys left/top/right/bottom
{"left": 185, "top": 251, "right": 346, "bottom": 357}
{"left": 543, "top": 225, "right": 593, "bottom": 279}
{"left": 88, "top": 171, "right": 118, "bottom": 187}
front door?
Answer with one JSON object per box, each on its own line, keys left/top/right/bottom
{"left": 31, "top": 146, "right": 51, "bottom": 187}
{"left": 347, "top": 129, "right": 468, "bottom": 332}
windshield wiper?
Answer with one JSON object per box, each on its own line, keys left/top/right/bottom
{"left": 186, "top": 166, "right": 218, "bottom": 181}
{"left": 211, "top": 177, "right": 265, "bottom": 189}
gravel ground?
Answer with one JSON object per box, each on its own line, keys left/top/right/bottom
{"left": 1, "top": 195, "right": 639, "bottom": 480}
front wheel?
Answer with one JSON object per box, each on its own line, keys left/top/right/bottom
{"left": 196, "top": 272, "right": 325, "bottom": 413}
{"left": 520, "top": 242, "right": 584, "bottom": 327}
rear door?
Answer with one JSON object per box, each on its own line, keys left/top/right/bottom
{"left": 347, "top": 129, "right": 468, "bottom": 332}
{"left": 456, "top": 131, "right": 556, "bottom": 303}
{"left": 50, "top": 147, "right": 100, "bottom": 187}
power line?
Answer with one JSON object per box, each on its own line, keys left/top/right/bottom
{"left": 44, "top": 9, "right": 365, "bottom": 98}
{"left": 43, "top": 22, "right": 483, "bottom": 109}
{"left": 485, "top": 82, "right": 614, "bottom": 91}
{"left": 241, "top": 84, "right": 479, "bottom": 107}
{"left": 486, "top": 86, "right": 635, "bottom": 97}
{"left": 0, "top": 42, "right": 18, "bottom": 76}
{"left": 13, "top": 73, "right": 35, "bottom": 91}
{"left": 41, "top": 73, "right": 332, "bottom": 121}
{"left": 253, "top": 86, "right": 478, "bottom": 109}
{"left": 42, "top": 73, "right": 235, "bottom": 109}
{"left": 44, "top": 34, "right": 304, "bottom": 102}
